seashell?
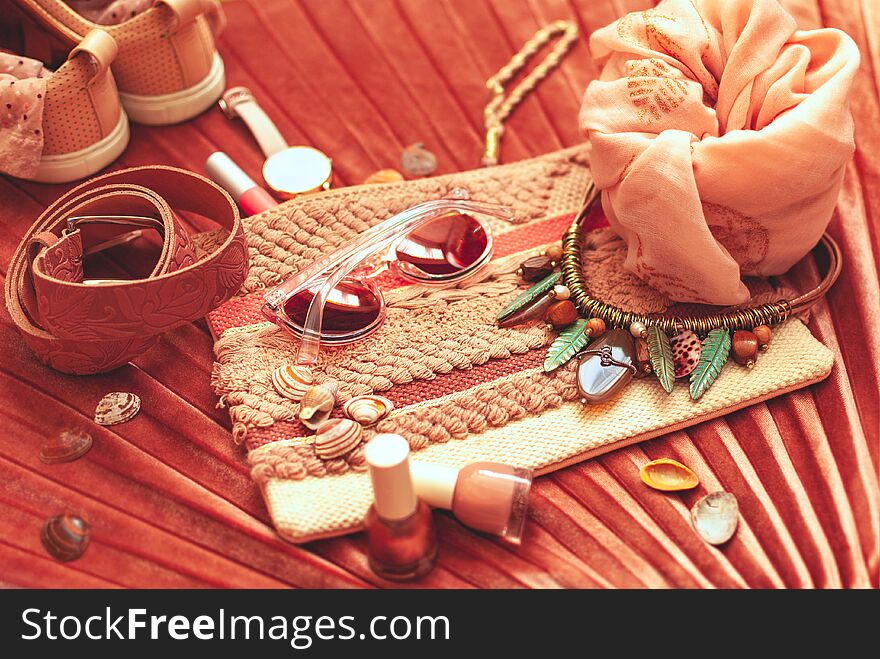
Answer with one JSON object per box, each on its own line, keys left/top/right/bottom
{"left": 640, "top": 458, "right": 699, "bottom": 491}
{"left": 40, "top": 429, "right": 93, "bottom": 464}
{"left": 691, "top": 491, "right": 739, "bottom": 545}
{"left": 343, "top": 395, "right": 394, "bottom": 426}
{"left": 298, "top": 382, "right": 338, "bottom": 429}
{"left": 314, "top": 418, "right": 363, "bottom": 460}
{"left": 670, "top": 330, "right": 701, "bottom": 379}
{"left": 94, "top": 392, "right": 140, "bottom": 426}
{"left": 41, "top": 514, "right": 90, "bottom": 562}
{"left": 272, "top": 365, "right": 314, "bottom": 401}
{"left": 400, "top": 142, "right": 437, "bottom": 176}
{"left": 576, "top": 329, "right": 636, "bottom": 404}
{"left": 363, "top": 168, "right": 404, "bottom": 184}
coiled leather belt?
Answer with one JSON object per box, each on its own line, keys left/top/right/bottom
{"left": 5, "top": 166, "right": 249, "bottom": 374}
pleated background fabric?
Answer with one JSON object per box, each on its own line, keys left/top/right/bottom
{"left": 0, "top": 0, "right": 876, "bottom": 588}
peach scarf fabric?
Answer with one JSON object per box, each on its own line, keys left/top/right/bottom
{"left": 580, "top": 0, "right": 859, "bottom": 304}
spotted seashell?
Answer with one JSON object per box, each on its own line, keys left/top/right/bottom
{"left": 314, "top": 418, "right": 363, "bottom": 460}
{"left": 670, "top": 330, "right": 702, "bottom": 379}
{"left": 342, "top": 395, "right": 394, "bottom": 426}
{"left": 298, "top": 382, "right": 338, "bottom": 430}
{"left": 272, "top": 365, "right": 314, "bottom": 401}
{"left": 94, "top": 392, "right": 141, "bottom": 426}
{"left": 41, "top": 514, "right": 90, "bottom": 562}
{"left": 40, "top": 429, "right": 93, "bottom": 464}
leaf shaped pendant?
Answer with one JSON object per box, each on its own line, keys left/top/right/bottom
{"left": 646, "top": 326, "right": 675, "bottom": 393}
{"left": 544, "top": 318, "right": 591, "bottom": 372}
{"left": 689, "top": 328, "right": 731, "bottom": 400}
{"left": 496, "top": 271, "right": 561, "bottom": 325}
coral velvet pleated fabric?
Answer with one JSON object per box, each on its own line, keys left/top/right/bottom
{"left": 0, "top": 0, "right": 876, "bottom": 588}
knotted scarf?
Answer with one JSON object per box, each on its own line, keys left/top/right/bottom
{"left": 580, "top": 0, "right": 859, "bottom": 304}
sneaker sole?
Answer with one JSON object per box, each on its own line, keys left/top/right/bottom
{"left": 119, "top": 53, "right": 226, "bottom": 126}
{"left": 32, "top": 110, "right": 130, "bottom": 184}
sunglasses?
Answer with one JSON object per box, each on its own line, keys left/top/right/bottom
{"left": 261, "top": 191, "right": 513, "bottom": 365}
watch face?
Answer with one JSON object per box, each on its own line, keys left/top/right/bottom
{"left": 262, "top": 146, "right": 332, "bottom": 197}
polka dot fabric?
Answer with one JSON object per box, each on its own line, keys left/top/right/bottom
{"left": 0, "top": 53, "right": 48, "bottom": 178}
{"left": 67, "top": 0, "right": 153, "bottom": 26}
{"left": 23, "top": 0, "right": 217, "bottom": 96}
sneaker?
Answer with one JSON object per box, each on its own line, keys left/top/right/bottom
{"left": 9, "top": 0, "right": 225, "bottom": 125}
{"left": 0, "top": 28, "right": 129, "bottom": 183}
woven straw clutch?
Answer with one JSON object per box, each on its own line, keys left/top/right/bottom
{"left": 208, "top": 146, "right": 833, "bottom": 543}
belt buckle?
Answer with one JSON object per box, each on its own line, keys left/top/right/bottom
{"left": 63, "top": 214, "right": 165, "bottom": 258}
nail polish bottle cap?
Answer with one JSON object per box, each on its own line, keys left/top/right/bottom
{"left": 365, "top": 434, "right": 418, "bottom": 521}
{"left": 410, "top": 462, "right": 457, "bottom": 509}
{"left": 205, "top": 151, "right": 257, "bottom": 201}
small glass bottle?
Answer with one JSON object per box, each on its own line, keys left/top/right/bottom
{"left": 364, "top": 434, "right": 438, "bottom": 581}
{"left": 411, "top": 461, "right": 533, "bottom": 543}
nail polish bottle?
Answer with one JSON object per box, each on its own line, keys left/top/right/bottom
{"left": 205, "top": 151, "right": 277, "bottom": 216}
{"left": 411, "top": 461, "right": 533, "bottom": 543}
{"left": 364, "top": 434, "right": 437, "bottom": 581}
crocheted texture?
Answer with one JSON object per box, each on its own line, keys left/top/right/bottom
{"left": 211, "top": 147, "right": 593, "bottom": 445}
{"left": 208, "top": 145, "right": 833, "bottom": 542}
{"left": 249, "top": 361, "right": 579, "bottom": 483}
{"left": 237, "top": 146, "right": 588, "bottom": 294}
{"left": 252, "top": 319, "right": 833, "bottom": 543}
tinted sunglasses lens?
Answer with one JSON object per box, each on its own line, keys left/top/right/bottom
{"left": 394, "top": 212, "right": 489, "bottom": 280}
{"left": 283, "top": 276, "right": 384, "bottom": 342}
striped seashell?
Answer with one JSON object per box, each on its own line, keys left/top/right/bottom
{"left": 94, "top": 392, "right": 141, "bottom": 426}
{"left": 272, "top": 365, "right": 314, "bottom": 401}
{"left": 41, "top": 515, "right": 90, "bottom": 562}
{"left": 342, "top": 395, "right": 394, "bottom": 426}
{"left": 298, "top": 382, "right": 338, "bottom": 430}
{"left": 314, "top": 418, "right": 363, "bottom": 460}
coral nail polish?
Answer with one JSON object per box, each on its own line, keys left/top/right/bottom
{"left": 364, "top": 434, "right": 437, "bottom": 581}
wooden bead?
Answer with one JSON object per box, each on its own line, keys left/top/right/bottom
{"left": 753, "top": 325, "right": 772, "bottom": 348}
{"left": 586, "top": 317, "right": 606, "bottom": 337}
{"left": 544, "top": 244, "right": 564, "bottom": 262}
{"left": 634, "top": 337, "right": 652, "bottom": 377}
{"left": 518, "top": 255, "right": 554, "bottom": 282}
{"left": 545, "top": 300, "right": 578, "bottom": 327}
{"left": 732, "top": 330, "right": 759, "bottom": 367}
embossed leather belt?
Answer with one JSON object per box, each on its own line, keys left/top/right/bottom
{"left": 5, "top": 166, "right": 249, "bottom": 374}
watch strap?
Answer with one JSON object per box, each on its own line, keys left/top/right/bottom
{"left": 219, "top": 86, "right": 288, "bottom": 158}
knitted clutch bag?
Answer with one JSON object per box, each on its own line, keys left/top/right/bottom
{"left": 207, "top": 145, "right": 833, "bottom": 543}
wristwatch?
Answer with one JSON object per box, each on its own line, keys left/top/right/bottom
{"left": 219, "top": 87, "right": 332, "bottom": 198}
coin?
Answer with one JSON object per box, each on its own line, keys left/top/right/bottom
{"left": 400, "top": 142, "right": 437, "bottom": 177}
